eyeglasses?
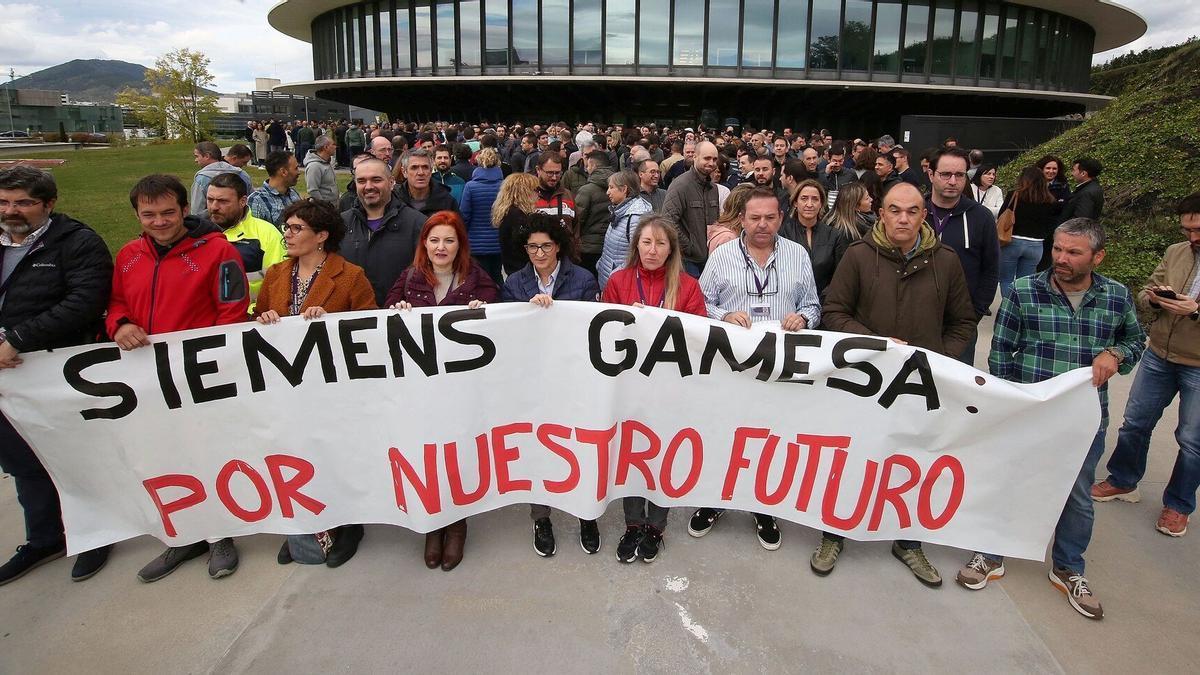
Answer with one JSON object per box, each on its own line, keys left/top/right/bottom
{"left": 525, "top": 242, "right": 557, "bottom": 254}
{"left": 0, "top": 199, "right": 42, "bottom": 209}
{"left": 541, "top": 170, "right": 563, "bottom": 177}
{"left": 935, "top": 171, "right": 968, "bottom": 181}
{"left": 744, "top": 264, "right": 779, "bottom": 297}
{"left": 1182, "top": 227, "right": 1200, "bottom": 235}
{"left": 282, "top": 223, "right": 310, "bottom": 234}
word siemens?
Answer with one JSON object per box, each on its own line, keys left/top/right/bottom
{"left": 63, "top": 308, "right": 941, "bottom": 420}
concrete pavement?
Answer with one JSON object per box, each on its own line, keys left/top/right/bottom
{"left": 2, "top": 314, "right": 1198, "bottom": 673}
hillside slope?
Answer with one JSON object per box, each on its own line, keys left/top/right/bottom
{"left": 12, "top": 59, "right": 219, "bottom": 103}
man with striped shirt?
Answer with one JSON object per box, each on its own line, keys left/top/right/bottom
{"left": 688, "top": 186, "right": 821, "bottom": 551}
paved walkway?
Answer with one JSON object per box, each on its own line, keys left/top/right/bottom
{"left": 2, "top": 313, "right": 1197, "bottom": 673}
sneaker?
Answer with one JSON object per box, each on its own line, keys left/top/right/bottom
{"left": 891, "top": 542, "right": 942, "bottom": 588}
{"left": 0, "top": 542, "right": 66, "bottom": 586}
{"left": 207, "top": 538, "right": 239, "bottom": 579}
{"left": 688, "top": 508, "right": 723, "bottom": 537}
{"left": 71, "top": 545, "right": 112, "bottom": 582}
{"left": 579, "top": 519, "right": 601, "bottom": 554}
{"left": 616, "top": 526, "right": 643, "bottom": 563}
{"left": 533, "top": 517, "right": 556, "bottom": 557}
{"left": 137, "top": 542, "right": 208, "bottom": 583}
{"left": 1156, "top": 507, "right": 1189, "bottom": 537}
{"left": 809, "top": 536, "right": 843, "bottom": 576}
{"left": 638, "top": 526, "right": 663, "bottom": 563}
{"left": 754, "top": 514, "right": 781, "bottom": 550}
{"left": 955, "top": 553, "right": 1005, "bottom": 590}
{"left": 1091, "top": 480, "right": 1140, "bottom": 503}
{"left": 1049, "top": 567, "right": 1103, "bottom": 619}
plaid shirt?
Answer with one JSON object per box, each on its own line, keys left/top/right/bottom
{"left": 247, "top": 181, "right": 301, "bottom": 230}
{"left": 989, "top": 269, "right": 1146, "bottom": 418}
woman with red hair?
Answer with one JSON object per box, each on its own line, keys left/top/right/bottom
{"left": 384, "top": 210, "right": 498, "bottom": 571}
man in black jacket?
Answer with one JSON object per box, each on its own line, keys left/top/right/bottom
{"left": 396, "top": 148, "right": 459, "bottom": 217}
{"left": 0, "top": 166, "right": 114, "bottom": 585}
{"left": 341, "top": 158, "right": 426, "bottom": 305}
{"left": 1061, "top": 157, "right": 1104, "bottom": 222}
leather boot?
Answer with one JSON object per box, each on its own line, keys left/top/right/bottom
{"left": 440, "top": 519, "right": 467, "bottom": 571}
{"left": 424, "top": 528, "right": 444, "bottom": 569}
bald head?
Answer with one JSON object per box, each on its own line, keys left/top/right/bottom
{"left": 695, "top": 141, "right": 718, "bottom": 178}
{"left": 369, "top": 136, "right": 394, "bottom": 163}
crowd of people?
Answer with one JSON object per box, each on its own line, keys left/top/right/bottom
{"left": 0, "top": 116, "right": 1197, "bottom": 624}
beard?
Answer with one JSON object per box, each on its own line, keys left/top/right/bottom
{"left": 1, "top": 219, "right": 32, "bottom": 236}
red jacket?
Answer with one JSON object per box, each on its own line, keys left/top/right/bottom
{"left": 602, "top": 264, "right": 707, "bottom": 317}
{"left": 107, "top": 217, "right": 250, "bottom": 336}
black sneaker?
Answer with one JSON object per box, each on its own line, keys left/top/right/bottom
{"left": 579, "top": 519, "right": 601, "bottom": 554}
{"left": 638, "top": 526, "right": 663, "bottom": 563}
{"left": 533, "top": 517, "right": 556, "bottom": 557}
{"left": 71, "top": 544, "right": 112, "bottom": 582}
{"left": 616, "top": 526, "right": 643, "bottom": 563}
{"left": 754, "top": 513, "right": 781, "bottom": 550}
{"left": 0, "top": 542, "right": 66, "bottom": 586}
{"left": 326, "top": 524, "right": 364, "bottom": 568}
{"left": 688, "top": 508, "right": 724, "bottom": 537}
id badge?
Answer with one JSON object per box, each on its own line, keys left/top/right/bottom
{"left": 750, "top": 303, "right": 771, "bottom": 320}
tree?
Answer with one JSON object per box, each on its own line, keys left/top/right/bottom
{"left": 116, "top": 49, "right": 219, "bottom": 141}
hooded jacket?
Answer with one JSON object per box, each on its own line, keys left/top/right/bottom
{"left": 191, "top": 161, "right": 253, "bottom": 218}
{"left": 0, "top": 213, "right": 112, "bottom": 351}
{"left": 574, "top": 167, "right": 616, "bottom": 256}
{"left": 106, "top": 216, "right": 249, "bottom": 337}
{"left": 926, "top": 195, "right": 1000, "bottom": 318}
{"left": 597, "top": 194, "right": 652, "bottom": 289}
{"left": 341, "top": 196, "right": 426, "bottom": 306}
{"left": 822, "top": 221, "right": 977, "bottom": 357}
{"left": 459, "top": 166, "right": 505, "bottom": 256}
{"left": 303, "top": 149, "right": 338, "bottom": 204}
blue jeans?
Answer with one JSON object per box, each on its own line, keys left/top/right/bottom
{"left": 1106, "top": 349, "right": 1200, "bottom": 514}
{"left": 683, "top": 260, "right": 703, "bottom": 278}
{"left": 983, "top": 426, "right": 1106, "bottom": 574}
{"left": 999, "top": 238, "right": 1044, "bottom": 298}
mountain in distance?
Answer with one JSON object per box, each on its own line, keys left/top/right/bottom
{"left": 10, "top": 59, "right": 221, "bottom": 104}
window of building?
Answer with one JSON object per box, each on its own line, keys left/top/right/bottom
{"left": 810, "top": 0, "right": 841, "bottom": 71}
{"left": 460, "top": 0, "right": 481, "bottom": 68}
{"left": 640, "top": 0, "right": 669, "bottom": 65}
{"left": 841, "top": 0, "right": 873, "bottom": 71}
{"left": 741, "top": 0, "right": 773, "bottom": 68}
{"left": 873, "top": 1, "right": 902, "bottom": 74}
{"left": 365, "top": 4, "right": 378, "bottom": 73}
{"left": 415, "top": 3, "right": 432, "bottom": 69}
{"left": 347, "top": 6, "right": 359, "bottom": 74}
{"left": 929, "top": 0, "right": 954, "bottom": 75}
{"left": 978, "top": 4, "right": 999, "bottom": 80}
{"left": 435, "top": 2, "right": 455, "bottom": 69}
{"left": 543, "top": 0, "right": 569, "bottom": 67}
{"left": 903, "top": 0, "right": 930, "bottom": 74}
{"left": 707, "top": 0, "right": 739, "bottom": 67}
{"left": 955, "top": 1, "right": 979, "bottom": 78}
{"left": 484, "top": 0, "right": 508, "bottom": 67}
{"left": 1018, "top": 9, "right": 1037, "bottom": 84}
{"left": 604, "top": 0, "right": 633, "bottom": 66}
{"left": 573, "top": 0, "right": 601, "bottom": 65}
{"left": 512, "top": 0, "right": 537, "bottom": 68}
{"left": 673, "top": 0, "right": 704, "bottom": 66}
{"left": 999, "top": 5, "right": 1018, "bottom": 80}
{"left": 1035, "top": 12, "right": 1051, "bottom": 86}
{"left": 396, "top": 3, "right": 412, "bottom": 70}
{"left": 775, "top": 0, "right": 808, "bottom": 69}
{"left": 379, "top": 3, "right": 394, "bottom": 73}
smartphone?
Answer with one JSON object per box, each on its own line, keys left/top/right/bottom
{"left": 1153, "top": 288, "right": 1179, "bottom": 300}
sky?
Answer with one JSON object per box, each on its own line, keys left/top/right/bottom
{"left": 0, "top": 0, "right": 1191, "bottom": 94}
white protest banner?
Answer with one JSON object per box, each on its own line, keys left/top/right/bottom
{"left": 0, "top": 302, "right": 1100, "bottom": 560}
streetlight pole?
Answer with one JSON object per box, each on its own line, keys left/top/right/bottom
{"left": 3, "top": 68, "right": 15, "bottom": 134}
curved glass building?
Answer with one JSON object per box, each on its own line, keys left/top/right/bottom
{"left": 269, "top": 0, "right": 1145, "bottom": 129}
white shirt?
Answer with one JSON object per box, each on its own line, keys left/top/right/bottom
{"left": 536, "top": 261, "right": 561, "bottom": 296}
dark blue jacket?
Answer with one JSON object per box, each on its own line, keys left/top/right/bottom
{"left": 926, "top": 195, "right": 1000, "bottom": 318}
{"left": 500, "top": 257, "right": 601, "bottom": 303}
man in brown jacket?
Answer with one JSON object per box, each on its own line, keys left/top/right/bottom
{"left": 810, "top": 182, "right": 977, "bottom": 586}
{"left": 1093, "top": 191, "right": 1200, "bottom": 537}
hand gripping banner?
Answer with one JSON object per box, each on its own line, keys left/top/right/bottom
{"left": 0, "top": 302, "right": 1101, "bottom": 559}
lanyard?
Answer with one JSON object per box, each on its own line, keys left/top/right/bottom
{"left": 635, "top": 268, "right": 665, "bottom": 308}
{"left": 740, "top": 240, "right": 774, "bottom": 295}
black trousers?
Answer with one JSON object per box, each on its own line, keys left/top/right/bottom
{"left": 0, "top": 413, "right": 64, "bottom": 548}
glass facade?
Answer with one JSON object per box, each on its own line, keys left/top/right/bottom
{"left": 311, "top": 0, "right": 1096, "bottom": 92}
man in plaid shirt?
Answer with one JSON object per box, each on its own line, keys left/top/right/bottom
{"left": 955, "top": 218, "right": 1145, "bottom": 620}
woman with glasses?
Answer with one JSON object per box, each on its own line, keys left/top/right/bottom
{"left": 385, "top": 210, "right": 498, "bottom": 572}
{"left": 597, "top": 170, "right": 652, "bottom": 289}
{"left": 780, "top": 179, "right": 850, "bottom": 300}
{"left": 254, "top": 199, "right": 377, "bottom": 568}
{"left": 603, "top": 215, "right": 706, "bottom": 564}
{"left": 500, "top": 213, "right": 602, "bottom": 558}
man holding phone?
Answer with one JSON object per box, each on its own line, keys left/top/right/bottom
{"left": 1093, "top": 192, "right": 1200, "bottom": 538}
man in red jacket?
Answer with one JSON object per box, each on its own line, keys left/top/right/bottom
{"left": 108, "top": 174, "right": 249, "bottom": 582}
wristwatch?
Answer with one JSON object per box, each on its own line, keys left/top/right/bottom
{"left": 1103, "top": 347, "right": 1125, "bottom": 364}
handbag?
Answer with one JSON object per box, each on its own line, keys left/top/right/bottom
{"left": 996, "top": 191, "right": 1017, "bottom": 247}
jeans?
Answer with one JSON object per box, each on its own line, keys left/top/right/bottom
{"left": 1000, "top": 238, "right": 1044, "bottom": 298}
{"left": 982, "top": 425, "right": 1107, "bottom": 573}
{"left": 623, "top": 497, "right": 668, "bottom": 530}
{"left": 1106, "top": 349, "right": 1200, "bottom": 514}
{"left": 0, "top": 414, "right": 64, "bottom": 548}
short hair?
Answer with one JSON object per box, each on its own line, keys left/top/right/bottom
{"left": 314, "top": 135, "right": 334, "bottom": 151}
{"left": 479, "top": 133, "right": 498, "bottom": 149}
{"left": 209, "top": 172, "right": 247, "bottom": 200}
{"left": 522, "top": 133, "right": 537, "bottom": 145}
{"left": 518, "top": 211, "right": 577, "bottom": 261}
{"left": 433, "top": 143, "right": 452, "bottom": 156}
{"left": 968, "top": 149, "right": 985, "bottom": 165}
{"left": 634, "top": 158, "right": 659, "bottom": 176}
{"left": 752, "top": 155, "right": 774, "bottom": 166}
{"left": 931, "top": 146, "right": 971, "bottom": 172}
{"left": 1056, "top": 218, "right": 1106, "bottom": 252}
{"left": 741, "top": 186, "right": 783, "bottom": 214}
{"left": 782, "top": 159, "right": 809, "bottom": 182}
{"left": 585, "top": 149, "right": 611, "bottom": 168}
{"left": 891, "top": 146, "right": 910, "bottom": 160}
{"left": 1176, "top": 192, "right": 1200, "bottom": 217}
{"left": 537, "top": 152, "right": 564, "bottom": 170}
{"left": 194, "top": 141, "right": 222, "bottom": 161}
{"left": 1073, "top": 157, "right": 1103, "bottom": 178}
{"left": 828, "top": 141, "right": 847, "bottom": 158}
{"left": 877, "top": 152, "right": 896, "bottom": 167}
{"left": 129, "top": 174, "right": 188, "bottom": 210}
{"left": 226, "top": 144, "right": 252, "bottom": 160}
{"left": 878, "top": 134, "right": 896, "bottom": 147}
{"left": 607, "top": 170, "right": 640, "bottom": 199}
{"left": 401, "top": 148, "right": 433, "bottom": 170}
{"left": 0, "top": 165, "right": 57, "bottom": 202}
{"left": 265, "top": 150, "right": 295, "bottom": 177}
{"left": 280, "top": 198, "right": 347, "bottom": 253}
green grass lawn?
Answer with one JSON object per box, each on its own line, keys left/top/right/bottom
{"left": 46, "top": 142, "right": 310, "bottom": 255}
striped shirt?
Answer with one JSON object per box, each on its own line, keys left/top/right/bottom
{"left": 699, "top": 234, "right": 822, "bottom": 328}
